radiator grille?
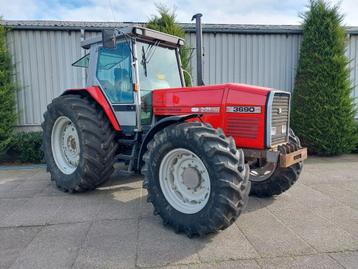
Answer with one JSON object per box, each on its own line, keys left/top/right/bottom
{"left": 226, "top": 117, "right": 260, "bottom": 139}
{"left": 271, "top": 92, "right": 290, "bottom": 145}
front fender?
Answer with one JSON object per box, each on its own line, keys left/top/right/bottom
{"left": 136, "top": 114, "right": 201, "bottom": 171}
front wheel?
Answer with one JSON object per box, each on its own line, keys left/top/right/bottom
{"left": 249, "top": 129, "right": 303, "bottom": 197}
{"left": 142, "top": 122, "right": 250, "bottom": 237}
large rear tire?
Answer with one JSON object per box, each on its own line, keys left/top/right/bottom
{"left": 42, "top": 94, "right": 118, "bottom": 192}
{"left": 142, "top": 122, "right": 250, "bottom": 237}
{"left": 249, "top": 129, "right": 303, "bottom": 197}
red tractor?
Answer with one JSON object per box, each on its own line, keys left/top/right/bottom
{"left": 42, "top": 16, "right": 307, "bottom": 237}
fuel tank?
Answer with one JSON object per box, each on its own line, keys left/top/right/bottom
{"left": 152, "top": 83, "right": 270, "bottom": 149}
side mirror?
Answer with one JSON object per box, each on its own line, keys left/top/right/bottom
{"left": 102, "top": 29, "right": 116, "bottom": 49}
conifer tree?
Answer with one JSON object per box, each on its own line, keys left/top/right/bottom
{"left": 0, "top": 20, "right": 17, "bottom": 151}
{"left": 147, "top": 5, "right": 192, "bottom": 86}
{"left": 291, "top": 0, "right": 358, "bottom": 155}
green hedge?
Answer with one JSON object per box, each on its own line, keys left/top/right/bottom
{"left": 0, "top": 132, "right": 44, "bottom": 163}
{"left": 0, "top": 19, "right": 17, "bottom": 152}
{"left": 354, "top": 122, "right": 358, "bottom": 153}
{"left": 291, "top": 0, "right": 358, "bottom": 156}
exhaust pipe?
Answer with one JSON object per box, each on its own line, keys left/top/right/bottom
{"left": 191, "top": 13, "right": 204, "bottom": 86}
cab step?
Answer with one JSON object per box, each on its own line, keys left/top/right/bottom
{"left": 117, "top": 153, "right": 134, "bottom": 161}
{"left": 116, "top": 132, "right": 140, "bottom": 173}
{"left": 118, "top": 138, "right": 138, "bottom": 146}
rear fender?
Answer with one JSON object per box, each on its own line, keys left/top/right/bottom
{"left": 136, "top": 114, "right": 201, "bottom": 171}
{"left": 62, "top": 87, "right": 121, "bottom": 131}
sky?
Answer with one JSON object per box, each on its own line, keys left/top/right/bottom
{"left": 0, "top": 0, "right": 358, "bottom": 26}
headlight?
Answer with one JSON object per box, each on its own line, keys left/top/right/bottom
{"left": 282, "top": 124, "right": 287, "bottom": 134}
{"left": 271, "top": 126, "right": 277, "bottom": 136}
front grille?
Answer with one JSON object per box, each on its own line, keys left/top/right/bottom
{"left": 226, "top": 117, "right": 260, "bottom": 139}
{"left": 271, "top": 92, "right": 290, "bottom": 145}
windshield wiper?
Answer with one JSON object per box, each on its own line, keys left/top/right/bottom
{"left": 141, "top": 46, "right": 148, "bottom": 77}
{"left": 141, "top": 41, "right": 161, "bottom": 77}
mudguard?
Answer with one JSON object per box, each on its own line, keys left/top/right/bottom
{"left": 62, "top": 86, "right": 121, "bottom": 131}
{"left": 136, "top": 114, "right": 201, "bottom": 171}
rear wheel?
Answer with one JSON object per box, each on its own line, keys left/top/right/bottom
{"left": 42, "top": 94, "right": 118, "bottom": 192}
{"left": 142, "top": 122, "right": 250, "bottom": 237}
{"left": 249, "top": 129, "right": 303, "bottom": 197}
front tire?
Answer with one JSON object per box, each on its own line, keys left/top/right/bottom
{"left": 249, "top": 129, "right": 303, "bottom": 197}
{"left": 42, "top": 94, "right": 118, "bottom": 192}
{"left": 142, "top": 122, "right": 250, "bottom": 237}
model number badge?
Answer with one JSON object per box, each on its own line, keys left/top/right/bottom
{"left": 226, "top": 106, "right": 262, "bottom": 113}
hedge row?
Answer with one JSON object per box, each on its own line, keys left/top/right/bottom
{"left": 0, "top": 132, "right": 44, "bottom": 163}
{"left": 0, "top": 19, "right": 17, "bottom": 151}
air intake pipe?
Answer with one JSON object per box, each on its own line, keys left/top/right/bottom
{"left": 191, "top": 13, "right": 204, "bottom": 86}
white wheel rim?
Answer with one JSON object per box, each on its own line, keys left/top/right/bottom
{"left": 51, "top": 116, "right": 80, "bottom": 175}
{"left": 159, "top": 148, "right": 211, "bottom": 214}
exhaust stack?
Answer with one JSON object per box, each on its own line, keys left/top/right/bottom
{"left": 191, "top": 13, "right": 204, "bottom": 86}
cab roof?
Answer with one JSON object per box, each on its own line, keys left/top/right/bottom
{"left": 81, "top": 26, "right": 185, "bottom": 49}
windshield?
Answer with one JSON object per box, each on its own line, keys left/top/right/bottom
{"left": 136, "top": 41, "right": 182, "bottom": 125}
{"left": 137, "top": 41, "right": 182, "bottom": 91}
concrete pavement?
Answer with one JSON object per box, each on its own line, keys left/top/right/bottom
{"left": 0, "top": 155, "right": 357, "bottom": 269}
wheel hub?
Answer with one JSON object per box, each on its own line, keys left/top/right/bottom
{"left": 182, "top": 167, "right": 201, "bottom": 190}
{"left": 51, "top": 116, "right": 80, "bottom": 174}
{"left": 68, "top": 136, "right": 77, "bottom": 150}
{"left": 62, "top": 123, "right": 79, "bottom": 166}
{"left": 159, "top": 148, "right": 211, "bottom": 214}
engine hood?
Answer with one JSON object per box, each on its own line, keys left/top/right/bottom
{"left": 152, "top": 83, "right": 270, "bottom": 112}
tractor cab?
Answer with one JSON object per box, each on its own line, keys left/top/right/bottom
{"left": 73, "top": 26, "right": 185, "bottom": 134}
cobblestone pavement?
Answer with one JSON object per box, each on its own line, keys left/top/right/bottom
{"left": 0, "top": 155, "right": 357, "bottom": 269}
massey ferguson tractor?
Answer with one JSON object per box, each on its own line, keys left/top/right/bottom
{"left": 42, "top": 15, "right": 307, "bottom": 237}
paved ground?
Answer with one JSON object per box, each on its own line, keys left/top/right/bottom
{"left": 0, "top": 155, "right": 358, "bottom": 269}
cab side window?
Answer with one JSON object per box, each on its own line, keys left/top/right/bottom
{"left": 96, "top": 42, "right": 134, "bottom": 104}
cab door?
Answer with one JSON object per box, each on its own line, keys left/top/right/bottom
{"left": 95, "top": 41, "right": 136, "bottom": 132}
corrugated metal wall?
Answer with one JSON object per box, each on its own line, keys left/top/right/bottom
{"left": 186, "top": 32, "right": 302, "bottom": 91}
{"left": 7, "top": 30, "right": 84, "bottom": 127}
{"left": 347, "top": 34, "right": 358, "bottom": 102}
{"left": 6, "top": 29, "right": 358, "bottom": 128}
